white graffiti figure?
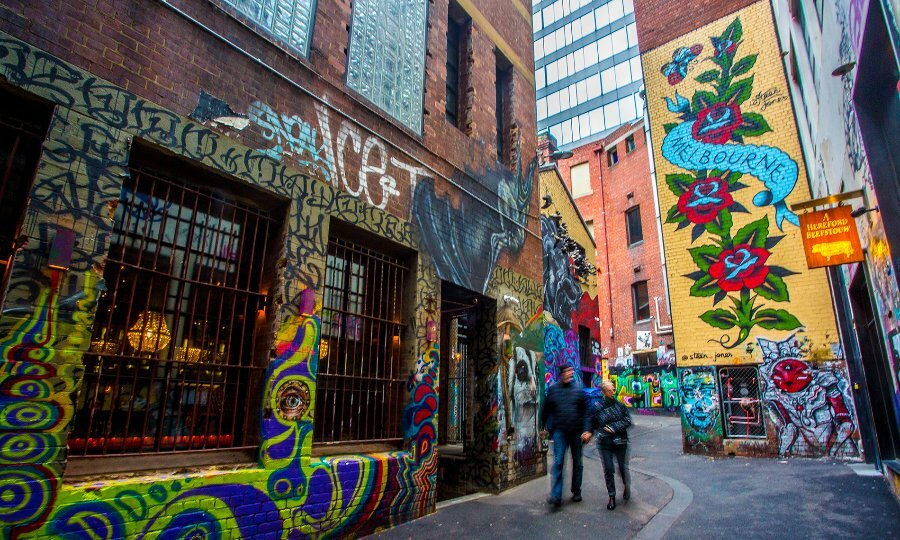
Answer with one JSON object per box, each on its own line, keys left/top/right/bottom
{"left": 508, "top": 346, "right": 540, "bottom": 452}
{"left": 758, "top": 334, "right": 858, "bottom": 457}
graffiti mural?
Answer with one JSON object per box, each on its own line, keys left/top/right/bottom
{"left": 608, "top": 365, "right": 680, "bottom": 409}
{"left": 414, "top": 155, "right": 536, "bottom": 294}
{"left": 0, "top": 31, "right": 451, "bottom": 538}
{"left": 643, "top": 2, "right": 843, "bottom": 366}
{"left": 678, "top": 366, "right": 723, "bottom": 450}
{"left": 757, "top": 334, "right": 859, "bottom": 457}
{"left": 542, "top": 215, "right": 593, "bottom": 331}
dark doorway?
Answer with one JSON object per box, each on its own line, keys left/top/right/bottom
{"left": 436, "top": 280, "right": 496, "bottom": 501}
{"left": 849, "top": 268, "right": 900, "bottom": 466}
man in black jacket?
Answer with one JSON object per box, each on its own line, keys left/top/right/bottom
{"left": 541, "top": 365, "right": 590, "bottom": 508}
{"left": 589, "top": 380, "right": 632, "bottom": 510}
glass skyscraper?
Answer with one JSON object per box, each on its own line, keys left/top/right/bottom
{"left": 533, "top": 0, "right": 644, "bottom": 148}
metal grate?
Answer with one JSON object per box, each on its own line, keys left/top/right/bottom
{"left": 70, "top": 156, "right": 278, "bottom": 456}
{"left": 0, "top": 97, "right": 51, "bottom": 308}
{"left": 719, "top": 366, "right": 766, "bottom": 438}
{"left": 442, "top": 316, "right": 469, "bottom": 445}
{"left": 315, "top": 236, "right": 408, "bottom": 445}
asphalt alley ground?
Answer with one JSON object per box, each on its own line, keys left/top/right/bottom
{"left": 372, "top": 415, "right": 900, "bottom": 539}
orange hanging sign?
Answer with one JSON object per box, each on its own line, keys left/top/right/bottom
{"left": 799, "top": 205, "right": 864, "bottom": 268}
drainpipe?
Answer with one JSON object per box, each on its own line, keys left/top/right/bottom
{"left": 653, "top": 296, "right": 673, "bottom": 334}
{"left": 595, "top": 147, "right": 615, "bottom": 354}
{"left": 643, "top": 117, "right": 674, "bottom": 333}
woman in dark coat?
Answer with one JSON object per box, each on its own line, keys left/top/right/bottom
{"left": 589, "top": 380, "right": 632, "bottom": 510}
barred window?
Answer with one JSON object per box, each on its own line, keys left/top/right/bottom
{"left": 316, "top": 226, "right": 410, "bottom": 449}
{"left": 69, "top": 146, "right": 283, "bottom": 470}
{"left": 719, "top": 366, "right": 766, "bottom": 438}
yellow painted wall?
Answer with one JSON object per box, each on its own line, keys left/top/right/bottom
{"left": 641, "top": 1, "right": 841, "bottom": 366}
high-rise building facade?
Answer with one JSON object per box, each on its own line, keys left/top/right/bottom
{"left": 533, "top": 0, "right": 645, "bottom": 148}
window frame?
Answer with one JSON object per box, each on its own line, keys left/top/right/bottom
{"left": 570, "top": 161, "right": 592, "bottom": 198}
{"left": 625, "top": 205, "right": 643, "bottom": 246}
{"left": 631, "top": 280, "right": 650, "bottom": 322}
{"left": 66, "top": 144, "right": 284, "bottom": 476}
{"left": 625, "top": 134, "right": 636, "bottom": 153}
{"left": 607, "top": 145, "right": 619, "bottom": 166}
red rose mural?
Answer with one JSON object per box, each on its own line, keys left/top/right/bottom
{"left": 692, "top": 103, "right": 743, "bottom": 144}
{"left": 677, "top": 177, "right": 734, "bottom": 224}
{"left": 708, "top": 244, "right": 770, "bottom": 291}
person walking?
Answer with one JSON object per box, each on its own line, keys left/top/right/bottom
{"left": 541, "top": 365, "right": 590, "bottom": 509}
{"left": 589, "top": 380, "right": 632, "bottom": 510}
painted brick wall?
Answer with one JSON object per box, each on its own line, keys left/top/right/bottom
{"left": 0, "top": 0, "right": 544, "bottom": 536}
{"left": 637, "top": 1, "right": 862, "bottom": 459}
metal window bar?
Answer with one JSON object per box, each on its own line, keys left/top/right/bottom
{"left": 444, "top": 317, "right": 468, "bottom": 445}
{"left": 70, "top": 163, "right": 276, "bottom": 456}
{"left": 316, "top": 236, "right": 408, "bottom": 445}
{"left": 719, "top": 366, "right": 766, "bottom": 438}
{"left": 0, "top": 113, "right": 50, "bottom": 308}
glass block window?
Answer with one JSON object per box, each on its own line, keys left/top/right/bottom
{"left": 221, "top": 0, "right": 316, "bottom": 57}
{"left": 346, "top": 0, "right": 428, "bottom": 134}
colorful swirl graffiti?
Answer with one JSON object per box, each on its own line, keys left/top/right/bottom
{"left": 608, "top": 365, "right": 680, "bottom": 409}
{"left": 18, "top": 288, "right": 438, "bottom": 538}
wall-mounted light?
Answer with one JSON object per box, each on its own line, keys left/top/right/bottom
{"left": 832, "top": 61, "right": 856, "bottom": 77}
{"left": 850, "top": 205, "right": 879, "bottom": 218}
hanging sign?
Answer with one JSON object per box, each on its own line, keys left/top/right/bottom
{"left": 799, "top": 205, "right": 864, "bottom": 268}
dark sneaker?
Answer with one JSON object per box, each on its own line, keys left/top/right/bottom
{"left": 571, "top": 494, "right": 582, "bottom": 502}
{"left": 607, "top": 496, "right": 616, "bottom": 510}
{"left": 547, "top": 497, "right": 561, "bottom": 508}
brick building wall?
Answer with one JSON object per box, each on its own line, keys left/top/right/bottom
{"left": 553, "top": 121, "right": 676, "bottom": 409}
{"left": 0, "top": 0, "right": 544, "bottom": 537}
{"left": 636, "top": 1, "right": 861, "bottom": 458}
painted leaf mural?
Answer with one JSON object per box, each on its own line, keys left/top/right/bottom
{"left": 658, "top": 16, "right": 803, "bottom": 349}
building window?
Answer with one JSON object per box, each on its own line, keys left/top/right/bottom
{"left": 625, "top": 134, "right": 636, "bottom": 153}
{"left": 495, "top": 51, "right": 513, "bottom": 165}
{"left": 632, "top": 280, "right": 650, "bottom": 321}
{"left": 446, "top": 2, "right": 470, "bottom": 128}
{"left": 0, "top": 89, "right": 52, "bottom": 309}
{"left": 221, "top": 0, "right": 316, "bottom": 57}
{"left": 626, "top": 206, "right": 643, "bottom": 245}
{"left": 346, "top": 0, "right": 428, "bottom": 133}
{"left": 607, "top": 145, "right": 619, "bottom": 166}
{"left": 317, "top": 225, "right": 410, "bottom": 447}
{"left": 570, "top": 162, "right": 591, "bottom": 197}
{"left": 719, "top": 366, "right": 766, "bottom": 438}
{"left": 70, "top": 145, "right": 282, "bottom": 463}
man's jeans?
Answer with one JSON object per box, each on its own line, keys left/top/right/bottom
{"left": 550, "top": 429, "right": 583, "bottom": 502}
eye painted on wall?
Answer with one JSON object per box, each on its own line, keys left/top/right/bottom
{"left": 276, "top": 380, "right": 311, "bottom": 421}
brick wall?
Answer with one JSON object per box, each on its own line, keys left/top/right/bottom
{"left": 0, "top": 0, "right": 544, "bottom": 537}
{"left": 633, "top": 0, "right": 759, "bottom": 53}
{"left": 555, "top": 123, "right": 673, "bottom": 366}
{"left": 636, "top": 0, "right": 861, "bottom": 459}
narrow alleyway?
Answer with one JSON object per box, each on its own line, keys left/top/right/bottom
{"left": 373, "top": 415, "right": 900, "bottom": 539}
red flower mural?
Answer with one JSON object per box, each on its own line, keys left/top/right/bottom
{"left": 709, "top": 244, "right": 770, "bottom": 291}
{"left": 676, "top": 177, "right": 734, "bottom": 224}
{"left": 691, "top": 103, "right": 743, "bottom": 144}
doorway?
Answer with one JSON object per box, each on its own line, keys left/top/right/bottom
{"left": 436, "top": 281, "right": 496, "bottom": 500}
{"left": 849, "top": 268, "right": 900, "bottom": 466}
